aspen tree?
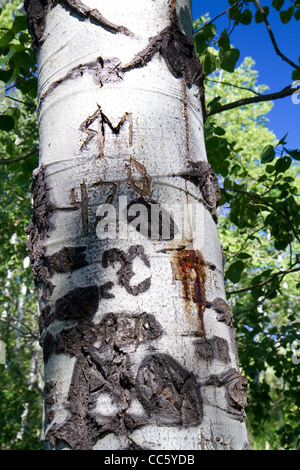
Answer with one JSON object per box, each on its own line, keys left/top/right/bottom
{"left": 25, "top": 0, "right": 251, "bottom": 450}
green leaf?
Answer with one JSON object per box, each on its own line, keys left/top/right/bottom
{"left": 261, "top": 145, "right": 275, "bottom": 163}
{"left": 220, "top": 48, "right": 240, "bottom": 73}
{"left": 200, "top": 53, "right": 218, "bottom": 75}
{"left": 0, "top": 30, "right": 15, "bottom": 47}
{"left": 280, "top": 6, "right": 294, "bottom": 23}
{"left": 218, "top": 30, "right": 231, "bottom": 51}
{"left": 9, "top": 51, "right": 34, "bottom": 75}
{"left": 0, "top": 68, "right": 13, "bottom": 83}
{"left": 255, "top": 6, "right": 270, "bottom": 23}
{"left": 195, "top": 24, "right": 217, "bottom": 54}
{"left": 226, "top": 260, "right": 245, "bottom": 283}
{"left": 0, "top": 114, "right": 15, "bottom": 131}
{"left": 292, "top": 69, "right": 300, "bottom": 80}
{"left": 12, "top": 15, "right": 28, "bottom": 33}
{"left": 207, "top": 96, "right": 222, "bottom": 109}
{"left": 240, "top": 9, "right": 253, "bottom": 25}
{"left": 272, "top": 0, "right": 285, "bottom": 12}
{"left": 275, "top": 156, "right": 292, "bottom": 173}
{"left": 283, "top": 148, "right": 300, "bottom": 161}
{"left": 213, "top": 126, "right": 226, "bottom": 136}
{"left": 277, "top": 133, "right": 288, "bottom": 146}
{"left": 238, "top": 252, "right": 252, "bottom": 260}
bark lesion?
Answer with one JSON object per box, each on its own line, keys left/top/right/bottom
{"left": 26, "top": 166, "right": 91, "bottom": 302}
{"left": 35, "top": 7, "right": 205, "bottom": 116}
{"left": 181, "top": 161, "right": 221, "bottom": 223}
{"left": 25, "top": 0, "right": 133, "bottom": 48}
{"left": 204, "top": 369, "right": 249, "bottom": 422}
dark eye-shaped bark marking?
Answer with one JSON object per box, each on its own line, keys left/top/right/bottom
{"left": 101, "top": 245, "right": 151, "bottom": 296}
{"left": 43, "top": 311, "right": 164, "bottom": 449}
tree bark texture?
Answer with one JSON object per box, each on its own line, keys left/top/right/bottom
{"left": 25, "top": 0, "right": 251, "bottom": 450}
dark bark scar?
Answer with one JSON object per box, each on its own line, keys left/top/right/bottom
{"left": 70, "top": 180, "right": 89, "bottom": 235}
{"left": 181, "top": 160, "right": 221, "bottom": 222}
{"left": 24, "top": 0, "right": 133, "bottom": 48}
{"left": 204, "top": 368, "right": 248, "bottom": 421}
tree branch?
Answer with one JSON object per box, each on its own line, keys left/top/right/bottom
{"left": 227, "top": 266, "right": 300, "bottom": 296}
{"left": 254, "top": 0, "right": 300, "bottom": 73}
{"left": 0, "top": 149, "right": 38, "bottom": 165}
{"left": 206, "top": 84, "right": 299, "bottom": 117}
{"left": 205, "top": 77, "right": 263, "bottom": 96}
{"left": 194, "top": 0, "right": 243, "bottom": 33}
{"left": 6, "top": 95, "right": 36, "bottom": 109}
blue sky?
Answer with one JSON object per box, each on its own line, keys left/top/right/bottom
{"left": 192, "top": 0, "right": 300, "bottom": 150}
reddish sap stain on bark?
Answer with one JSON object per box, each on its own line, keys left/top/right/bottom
{"left": 172, "top": 250, "right": 207, "bottom": 336}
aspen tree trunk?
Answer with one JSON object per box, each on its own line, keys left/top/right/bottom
{"left": 25, "top": 0, "right": 251, "bottom": 450}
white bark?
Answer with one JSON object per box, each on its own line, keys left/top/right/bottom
{"left": 26, "top": 0, "right": 251, "bottom": 450}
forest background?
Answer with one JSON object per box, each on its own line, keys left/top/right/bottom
{"left": 0, "top": 0, "right": 299, "bottom": 450}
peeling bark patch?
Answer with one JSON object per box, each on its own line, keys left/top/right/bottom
{"left": 97, "top": 312, "right": 163, "bottom": 351}
{"left": 172, "top": 250, "right": 207, "bottom": 335}
{"left": 44, "top": 312, "right": 163, "bottom": 449}
{"left": 102, "top": 245, "right": 151, "bottom": 296}
{"left": 25, "top": 0, "right": 133, "bottom": 48}
{"left": 38, "top": 58, "right": 122, "bottom": 109}
{"left": 205, "top": 369, "right": 248, "bottom": 421}
{"left": 47, "top": 246, "right": 88, "bottom": 273}
{"left": 80, "top": 105, "right": 133, "bottom": 158}
{"left": 55, "top": 285, "right": 100, "bottom": 321}
{"left": 194, "top": 336, "right": 230, "bottom": 363}
{"left": 70, "top": 181, "right": 89, "bottom": 235}
{"left": 182, "top": 161, "right": 221, "bottom": 222}
{"left": 44, "top": 380, "right": 56, "bottom": 424}
{"left": 24, "top": 0, "right": 53, "bottom": 48}
{"left": 120, "top": 18, "right": 203, "bottom": 89}
{"left": 60, "top": 0, "right": 133, "bottom": 36}
{"left": 26, "top": 165, "right": 55, "bottom": 301}
{"left": 136, "top": 354, "right": 203, "bottom": 426}
{"left": 206, "top": 297, "right": 233, "bottom": 327}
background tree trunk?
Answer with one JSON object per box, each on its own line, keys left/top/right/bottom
{"left": 25, "top": 0, "right": 251, "bottom": 450}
